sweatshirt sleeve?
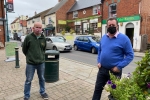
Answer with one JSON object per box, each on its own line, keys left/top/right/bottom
{"left": 97, "top": 41, "right": 101, "bottom": 64}
{"left": 22, "top": 36, "right": 28, "bottom": 56}
{"left": 117, "top": 38, "right": 134, "bottom": 70}
{"left": 44, "top": 38, "right": 47, "bottom": 52}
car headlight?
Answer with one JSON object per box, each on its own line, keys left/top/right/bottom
{"left": 96, "top": 44, "right": 100, "bottom": 46}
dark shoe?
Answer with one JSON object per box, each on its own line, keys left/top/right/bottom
{"left": 24, "top": 97, "right": 29, "bottom": 100}
{"left": 41, "top": 93, "right": 48, "bottom": 99}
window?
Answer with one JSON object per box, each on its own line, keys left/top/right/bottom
{"left": 42, "top": 19, "right": 45, "bottom": 24}
{"left": 73, "top": 11, "right": 78, "bottom": 18}
{"left": 32, "top": 19, "right": 34, "bottom": 23}
{"left": 109, "top": 3, "right": 117, "bottom": 18}
{"left": 28, "top": 21, "right": 30, "bottom": 24}
{"left": 83, "top": 37, "right": 89, "bottom": 42}
{"left": 37, "top": 18, "right": 40, "bottom": 22}
{"left": 93, "top": 5, "right": 100, "bottom": 15}
{"left": 90, "top": 23, "right": 97, "bottom": 29}
{"left": 77, "top": 36, "right": 83, "bottom": 41}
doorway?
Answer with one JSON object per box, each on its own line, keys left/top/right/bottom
{"left": 125, "top": 23, "right": 134, "bottom": 47}
{"left": 126, "top": 28, "right": 134, "bottom": 47}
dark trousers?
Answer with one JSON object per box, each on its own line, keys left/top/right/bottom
{"left": 92, "top": 67, "right": 122, "bottom": 100}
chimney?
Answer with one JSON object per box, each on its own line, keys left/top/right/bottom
{"left": 58, "top": 0, "right": 61, "bottom": 2}
{"left": 26, "top": 16, "right": 28, "bottom": 19}
{"left": 35, "top": 11, "right": 37, "bottom": 15}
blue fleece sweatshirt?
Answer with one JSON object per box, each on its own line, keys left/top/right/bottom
{"left": 97, "top": 33, "right": 134, "bottom": 70}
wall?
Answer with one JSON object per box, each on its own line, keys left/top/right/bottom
{"left": 140, "top": 0, "right": 150, "bottom": 43}
{"left": 45, "top": 14, "right": 56, "bottom": 33}
{"left": 45, "top": 14, "right": 56, "bottom": 27}
{"left": 0, "top": 0, "right": 5, "bottom": 45}
{"left": 102, "top": 0, "right": 139, "bottom": 19}
{"left": 27, "top": 20, "right": 34, "bottom": 30}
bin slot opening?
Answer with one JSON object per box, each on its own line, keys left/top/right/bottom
{"left": 48, "top": 55, "right": 55, "bottom": 58}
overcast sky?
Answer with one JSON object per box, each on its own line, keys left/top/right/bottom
{"left": 7, "top": 0, "right": 58, "bottom": 24}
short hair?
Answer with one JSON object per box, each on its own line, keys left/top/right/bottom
{"left": 107, "top": 17, "right": 118, "bottom": 25}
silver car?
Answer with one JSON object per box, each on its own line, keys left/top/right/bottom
{"left": 46, "top": 37, "right": 72, "bottom": 51}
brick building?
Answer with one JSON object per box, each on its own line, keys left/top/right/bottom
{"left": 44, "top": 0, "right": 76, "bottom": 34}
{"left": 101, "top": 0, "right": 150, "bottom": 51}
{"left": 0, "top": 0, "right": 5, "bottom": 47}
{"left": 67, "top": 0, "right": 101, "bottom": 35}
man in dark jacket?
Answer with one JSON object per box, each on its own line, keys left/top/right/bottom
{"left": 22, "top": 22, "right": 48, "bottom": 100}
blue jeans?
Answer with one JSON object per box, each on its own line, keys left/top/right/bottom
{"left": 24, "top": 63, "right": 45, "bottom": 98}
{"left": 92, "top": 67, "right": 122, "bottom": 100}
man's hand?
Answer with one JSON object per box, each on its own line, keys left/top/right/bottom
{"left": 111, "top": 67, "right": 120, "bottom": 72}
{"left": 97, "top": 63, "right": 101, "bottom": 68}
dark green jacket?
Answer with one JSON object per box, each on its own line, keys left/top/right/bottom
{"left": 22, "top": 33, "right": 46, "bottom": 64}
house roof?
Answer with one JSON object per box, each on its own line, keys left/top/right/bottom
{"left": 11, "top": 17, "right": 19, "bottom": 24}
{"left": 45, "top": 0, "right": 68, "bottom": 16}
{"left": 68, "top": 0, "right": 101, "bottom": 12}
{"left": 27, "top": 8, "right": 53, "bottom": 21}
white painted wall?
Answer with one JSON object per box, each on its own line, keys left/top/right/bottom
{"left": 45, "top": 14, "right": 56, "bottom": 27}
{"left": 27, "top": 20, "right": 34, "bottom": 29}
{"left": 102, "top": 21, "right": 141, "bottom": 51}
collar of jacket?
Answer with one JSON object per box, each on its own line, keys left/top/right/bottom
{"left": 31, "top": 32, "right": 45, "bottom": 38}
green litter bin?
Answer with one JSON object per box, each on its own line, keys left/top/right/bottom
{"left": 44, "top": 50, "right": 59, "bottom": 83}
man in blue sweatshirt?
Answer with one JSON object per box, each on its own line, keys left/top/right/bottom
{"left": 92, "top": 17, "right": 134, "bottom": 100}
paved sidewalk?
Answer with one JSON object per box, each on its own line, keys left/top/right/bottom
{"left": 134, "top": 52, "right": 145, "bottom": 57}
{"left": 0, "top": 48, "right": 109, "bottom": 100}
{"left": 0, "top": 46, "right": 145, "bottom": 100}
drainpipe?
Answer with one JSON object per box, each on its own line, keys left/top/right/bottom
{"left": 101, "top": 0, "right": 104, "bottom": 38}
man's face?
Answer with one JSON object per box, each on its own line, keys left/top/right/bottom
{"left": 33, "top": 24, "right": 42, "bottom": 35}
{"left": 107, "top": 20, "right": 118, "bottom": 30}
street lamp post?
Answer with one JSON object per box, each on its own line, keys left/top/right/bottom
{"left": 4, "top": 0, "right": 9, "bottom": 42}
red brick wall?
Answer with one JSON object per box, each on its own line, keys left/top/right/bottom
{"left": 20, "top": 20, "right": 27, "bottom": 27}
{"left": 103, "top": 0, "right": 140, "bottom": 20}
{"left": 0, "top": 0, "right": 5, "bottom": 46}
{"left": 67, "top": 6, "right": 101, "bottom": 33}
{"left": 56, "top": 0, "right": 76, "bottom": 32}
{"left": 56, "top": 0, "right": 75, "bottom": 21}
{"left": 67, "top": 7, "right": 101, "bottom": 20}
{"left": 140, "top": 0, "right": 150, "bottom": 42}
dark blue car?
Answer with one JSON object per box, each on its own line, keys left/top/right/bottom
{"left": 74, "top": 36, "right": 100, "bottom": 54}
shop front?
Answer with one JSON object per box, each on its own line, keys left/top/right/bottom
{"left": 44, "top": 24, "right": 55, "bottom": 36}
{"left": 67, "top": 15, "right": 101, "bottom": 35}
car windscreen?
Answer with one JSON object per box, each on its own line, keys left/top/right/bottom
{"left": 89, "top": 36, "right": 100, "bottom": 42}
{"left": 50, "top": 37, "right": 65, "bottom": 42}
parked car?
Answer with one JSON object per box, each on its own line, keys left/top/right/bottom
{"left": 13, "top": 33, "right": 18, "bottom": 40}
{"left": 17, "top": 32, "right": 23, "bottom": 41}
{"left": 46, "top": 36, "right": 72, "bottom": 51}
{"left": 74, "top": 35, "right": 100, "bottom": 54}
{"left": 9, "top": 33, "right": 13, "bottom": 39}
{"left": 55, "top": 35, "right": 66, "bottom": 42}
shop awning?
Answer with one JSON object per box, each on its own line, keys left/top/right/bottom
{"left": 44, "top": 27, "right": 55, "bottom": 30}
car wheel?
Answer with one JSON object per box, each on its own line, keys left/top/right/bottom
{"left": 91, "top": 47, "right": 96, "bottom": 54}
{"left": 74, "top": 45, "right": 78, "bottom": 51}
{"left": 53, "top": 46, "right": 57, "bottom": 50}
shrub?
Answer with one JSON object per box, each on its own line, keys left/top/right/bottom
{"left": 105, "top": 51, "right": 150, "bottom": 100}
